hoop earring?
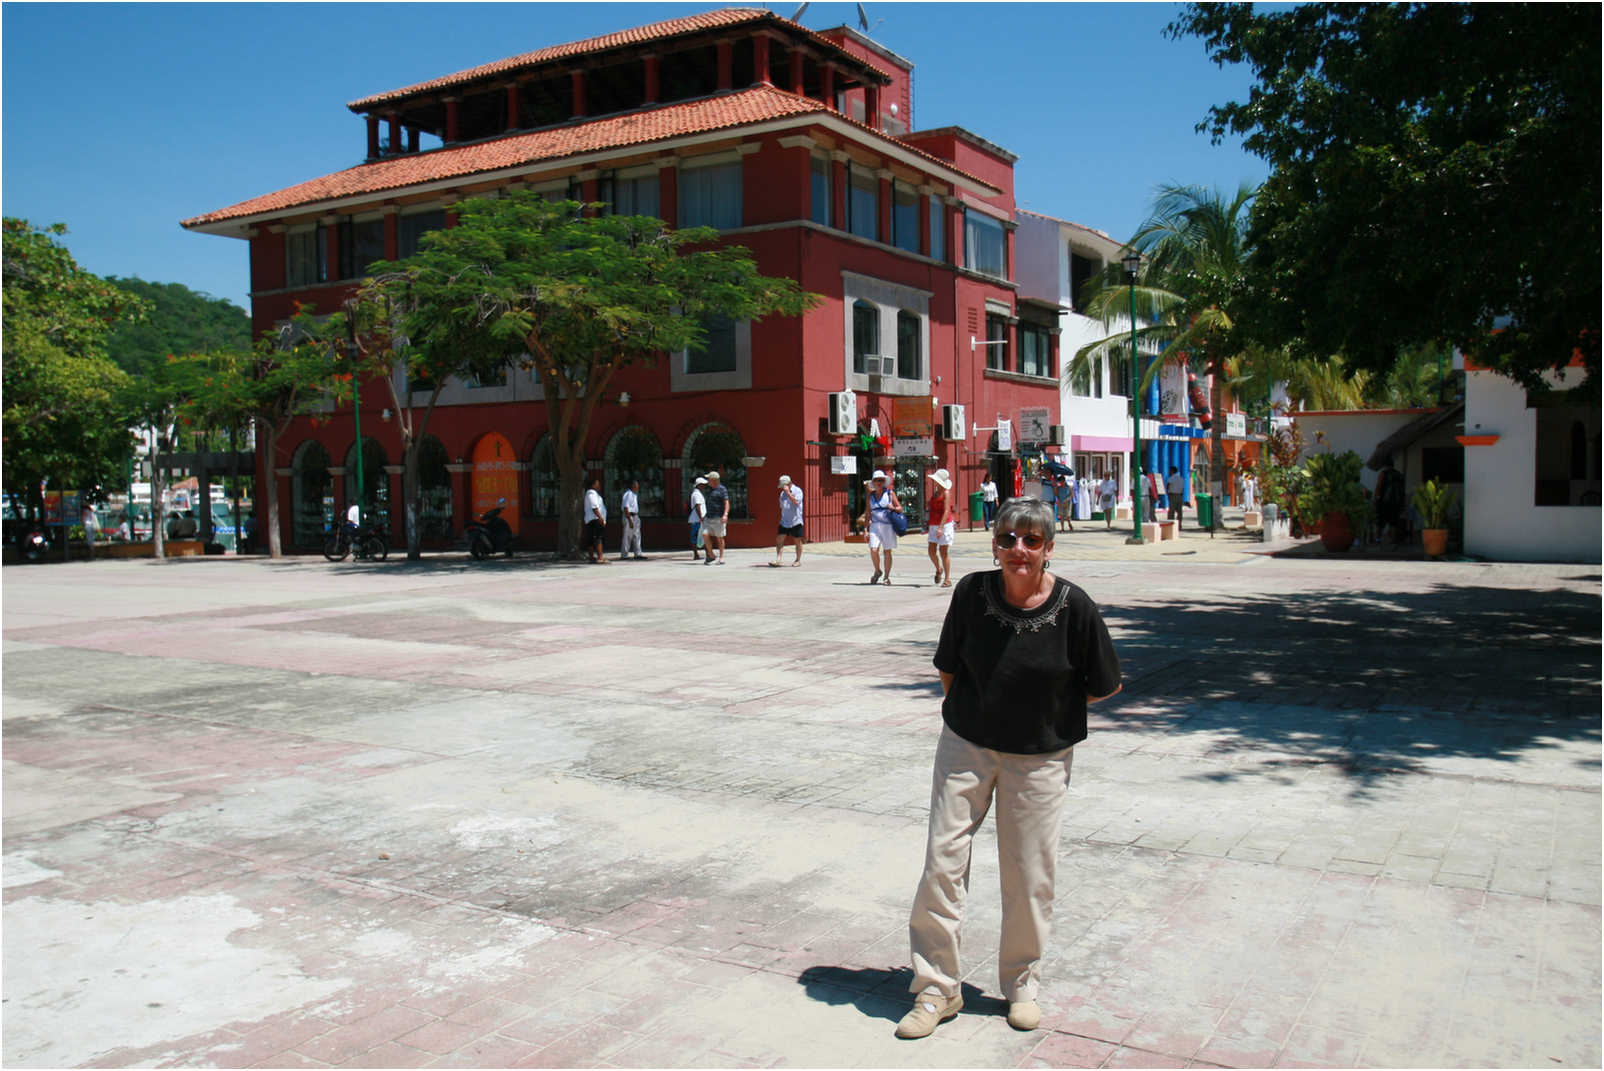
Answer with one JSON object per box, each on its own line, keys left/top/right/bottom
{"left": 1044, "top": 558, "right": 1052, "bottom": 570}
{"left": 992, "top": 556, "right": 1000, "bottom": 566}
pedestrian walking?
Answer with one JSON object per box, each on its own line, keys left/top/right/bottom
{"left": 1056, "top": 476, "right": 1074, "bottom": 533}
{"left": 81, "top": 503, "right": 99, "bottom": 559}
{"left": 1098, "top": 474, "right": 1117, "bottom": 530}
{"left": 702, "top": 471, "right": 729, "bottom": 565}
{"left": 1166, "top": 467, "right": 1186, "bottom": 528}
{"left": 980, "top": 476, "right": 999, "bottom": 529}
{"left": 688, "top": 476, "right": 708, "bottom": 560}
{"left": 584, "top": 476, "right": 609, "bottom": 564}
{"left": 897, "top": 496, "right": 1122, "bottom": 1040}
{"left": 772, "top": 475, "right": 805, "bottom": 566}
{"left": 621, "top": 479, "right": 644, "bottom": 559}
{"left": 926, "top": 468, "right": 955, "bottom": 587}
{"left": 861, "top": 469, "right": 902, "bottom": 585}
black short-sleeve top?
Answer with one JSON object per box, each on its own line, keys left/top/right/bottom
{"left": 933, "top": 570, "right": 1121, "bottom": 754}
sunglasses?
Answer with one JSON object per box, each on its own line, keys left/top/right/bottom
{"left": 994, "top": 530, "right": 1047, "bottom": 550}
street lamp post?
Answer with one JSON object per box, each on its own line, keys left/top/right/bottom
{"left": 1123, "top": 250, "right": 1143, "bottom": 545}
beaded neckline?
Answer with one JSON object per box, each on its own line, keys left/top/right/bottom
{"left": 981, "top": 572, "right": 1069, "bottom": 634}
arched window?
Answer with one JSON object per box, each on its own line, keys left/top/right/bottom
{"left": 291, "top": 440, "right": 332, "bottom": 548}
{"left": 342, "top": 437, "right": 389, "bottom": 524}
{"left": 853, "top": 300, "right": 879, "bottom": 375}
{"left": 685, "top": 423, "right": 749, "bottom": 520}
{"left": 529, "top": 437, "right": 558, "bottom": 518}
{"left": 415, "top": 435, "right": 453, "bottom": 542}
{"left": 606, "top": 426, "right": 666, "bottom": 518}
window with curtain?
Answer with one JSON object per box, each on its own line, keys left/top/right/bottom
{"left": 285, "top": 226, "right": 325, "bottom": 287}
{"left": 896, "top": 310, "right": 922, "bottom": 380}
{"left": 892, "top": 182, "right": 919, "bottom": 253}
{"left": 964, "top": 209, "right": 1006, "bottom": 279}
{"left": 1019, "top": 322, "right": 1052, "bottom": 378}
{"left": 853, "top": 300, "right": 879, "bottom": 374}
{"left": 679, "top": 160, "right": 743, "bottom": 229}
{"left": 339, "top": 218, "right": 386, "bottom": 279}
{"left": 810, "top": 154, "right": 831, "bottom": 226}
{"left": 605, "top": 173, "right": 660, "bottom": 219}
{"left": 848, "top": 165, "right": 878, "bottom": 240}
{"left": 399, "top": 210, "right": 446, "bottom": 257}
{"left": 985, "top": 312, "right": 1010, "bottom": 371}
{"left": 928, "top": 197, "right": 945, "bottom": 262}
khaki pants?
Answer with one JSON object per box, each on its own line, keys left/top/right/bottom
{"left": 908, "top": 725, "right": 1074, "bottom": 1003}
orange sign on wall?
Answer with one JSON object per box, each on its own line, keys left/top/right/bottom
{"left": 471, "top": 433, "right": 521, "bottom": 534}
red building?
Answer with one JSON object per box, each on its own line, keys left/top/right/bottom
{"left": 183, "top": 8, "right": 1060, "bottom": 552}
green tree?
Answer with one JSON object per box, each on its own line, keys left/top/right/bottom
{"left": 2, "top": 219, "right": 144, "bottom": 518}
{"left": 1171, "top": 2, "right": 1601, "bottom": 393}
{"left": 185, "top": 310, "right": 346, "bottom": 558}
{"left": 1071, "top": 184, "right": 1259, "bottom": 530}
{"left": 345, "top": 193, "right": 819, "bottom": 559}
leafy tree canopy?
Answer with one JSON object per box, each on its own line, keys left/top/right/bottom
{"left": 1171, "top": 2, "right": 1601, "bottom": 392}
{"left": 2, "top": 219, "right": 144, "bottom": 503}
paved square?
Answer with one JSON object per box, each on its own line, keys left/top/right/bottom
{"left": 4, "top": 529, "right": 1599, "bottom": 1067}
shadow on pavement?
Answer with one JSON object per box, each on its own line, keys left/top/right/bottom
{"left": 1097, "top": 578, "right": 1601, "bottom": 796}
{"left": 796, "top": 966, "right": 1000, "bottom": 1024}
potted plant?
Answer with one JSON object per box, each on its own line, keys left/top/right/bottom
{"left": 1412, "top": 478, "right": 1458, "bottom": 557}
{"left": 1295, "top": 450, "right": 1368, "bottom": 552}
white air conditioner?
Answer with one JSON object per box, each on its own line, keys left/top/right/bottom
{"left": 827, "top": 391, "right": 857, "bottom": 435}
{"left": 1048, "top": 424, "right": 1067, "bottom": 446}
{"left": 941, "top": 404, "right": 966, "bottom": 442}
{"left": 861, "top": 354, "right": 893, "bottom": 376}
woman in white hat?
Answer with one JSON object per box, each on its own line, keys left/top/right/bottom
{"left": 926, "top": 468, "right": 956, "bottom": 587}
{"left": 860, "top": 469, "right": 902, "bottom": 585}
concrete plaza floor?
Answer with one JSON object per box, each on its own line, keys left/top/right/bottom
{"left": 3, "top": 520, "right": 1599, "bottom": 1068}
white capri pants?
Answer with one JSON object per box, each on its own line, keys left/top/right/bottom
{"left": 868, "top": 520, "right": 899, "bottom": 550}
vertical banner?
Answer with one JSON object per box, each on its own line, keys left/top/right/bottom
{"left": 471, "top": 433, "right": 521, "bottom": 534}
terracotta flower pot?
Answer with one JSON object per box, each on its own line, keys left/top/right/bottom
{"left": 1421, "top": 527, "right": 1449, "bottom": 557}
{"left": 1319, "top": 510, "right": 1354, "bottom": 552}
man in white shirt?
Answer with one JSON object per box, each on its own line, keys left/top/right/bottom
{"left": 689, "top": 476, "right": 708, "bottom": 560}
{"left": 584, "top": 476, "right": 609, "bottom": 564}
{"left": 1098, "top": 475, "right": 1118, "bottom": 530}
{"left": 620, "top": 479, "right": 644, "bottom": 559}
{"left": 772, "top": 475, "right": 804, "bottom": 566}
{"left": 980, "top": 477, "right": 999, "bottom": 529}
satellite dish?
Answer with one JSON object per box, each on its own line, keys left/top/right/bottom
{"left": 790, "top": 1, "right": 809, "bottom": 21}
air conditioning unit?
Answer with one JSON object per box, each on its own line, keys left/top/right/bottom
{"left": 1048, "top": 424, "right": 1067, "bottom": 446}
{"left": 941, "top": 404, "right": 966, "bottom": 442}
{"left": 862, "top": 354, "right": 893, "bottom": 376}
{"left": 828, "top": 391, "right": 857, "bottom": 435}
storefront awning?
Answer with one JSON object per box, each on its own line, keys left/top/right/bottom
{"left": 1366, "top": 403, "right": 1464, "bottom": 470}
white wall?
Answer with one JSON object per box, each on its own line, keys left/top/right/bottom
{"left": 1464, "top": 370, "right": 1601, "bottom": 562}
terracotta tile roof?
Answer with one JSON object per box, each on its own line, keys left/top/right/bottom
{"left": 183, "top": 86, "right": 993, "bottom": 228}
{"left": 348, "top": 7, "right": 888, "bottom": 112}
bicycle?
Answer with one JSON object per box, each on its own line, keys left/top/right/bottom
{"left": 323, "top": 522, "right": 389, "bottom": 562}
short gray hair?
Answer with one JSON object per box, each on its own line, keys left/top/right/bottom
{"left": 993, "top": 497, "right": 1055, "bottom": 539}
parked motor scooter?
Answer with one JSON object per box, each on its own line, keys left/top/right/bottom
{"left": 22, "top": 525, "right": 51, "bottom": 563}
{"left": 465, "top": 500, "right": 514, "bottom": 560}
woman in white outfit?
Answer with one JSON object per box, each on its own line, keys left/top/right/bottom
{"left": 861, "top": 469, "right": 902, "bottom": 585}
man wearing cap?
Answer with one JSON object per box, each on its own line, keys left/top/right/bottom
{"left": 771, "top": 475, "right": 805, "bottom": 566}
{"left": 688, "top": 476, "right": 708, "bottom": 560}
{"left": 702, "top": 471, "right": 729, "bottom": 565}
{"left": 926, "top": 468, "right": 956, "bottom": 587}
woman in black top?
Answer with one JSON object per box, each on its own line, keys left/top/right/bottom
{"left": 895, "top": 497, "right": 1122, "bottom": 1040}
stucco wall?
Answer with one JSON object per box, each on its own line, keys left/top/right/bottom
{"left": 1463, "top": 370, "right": 1601, "bottom": 563}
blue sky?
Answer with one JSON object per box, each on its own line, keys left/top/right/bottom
{"left": 2, "top": 2, "right": 1269, "bottom": 311}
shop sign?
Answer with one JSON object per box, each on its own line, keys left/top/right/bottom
{"left": 891, "top": 395, "right": 934, "bottom": 439}
{"left": 830, "top": 455, "right": 858, "bottom": 475}
{"left": 1018, "top": 407, "right": 1052, "bottom": 442}
{"left": 1226, "top": 412, "right": 1246, "bottom": 437}
{"left": 893, "top": 436, "right": 934, "bottom": 457}
{"left": 996, "top": 417, "right": 1013, "bottom": 452}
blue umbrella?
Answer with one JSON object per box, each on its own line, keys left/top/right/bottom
{"left": 1041, "top": 460, "right": 1075, "bottom": 477}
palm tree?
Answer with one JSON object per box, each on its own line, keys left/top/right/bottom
{"left": 1070, "top": 182, "right": 1257, "bottom": 530}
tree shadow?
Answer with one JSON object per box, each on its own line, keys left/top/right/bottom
{"left": 1092, "top": 577, "right": 1600, "bottom": 797}
{"left": 796, "top": 966, "right": 1000, "bottom": 1025}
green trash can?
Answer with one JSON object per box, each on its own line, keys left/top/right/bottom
{"left": 1195, "top": 492, "right": 1213, "bottom": 530}
{"left": 968, "top": 491, "right": 986, "bottom": 522}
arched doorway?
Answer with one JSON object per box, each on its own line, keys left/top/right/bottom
{"left": 343, "top": 437, "right": 389, "bottom": 525}
{"left": 605, "top": 426, "right": 666, "bottom": 518}
{"left": 684, "top": 423, "right": 748, "bottom": 519}
{"left": 291, "top": 440, "right": 332, "bottom": 549}
{"left": 529, "top": 436, "right": 559, "bottom": 518}
{"left": 415, "top": 435, "right": 453, "bottom": 542}
{"left": 471, "top": 432, "right": 520, "bottom": 534}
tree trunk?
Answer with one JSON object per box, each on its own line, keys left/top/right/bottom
{"left": 260, "top": 423, "right": 284, "bottom": 558}
{"left": 403, "top": 435, "right": 421, "bottom": 561}
{"left": 554, "top": 443, "right": 586, "bottom": 560}
{"left": 151, "top": 448, "right": 167, "bottom": 559}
